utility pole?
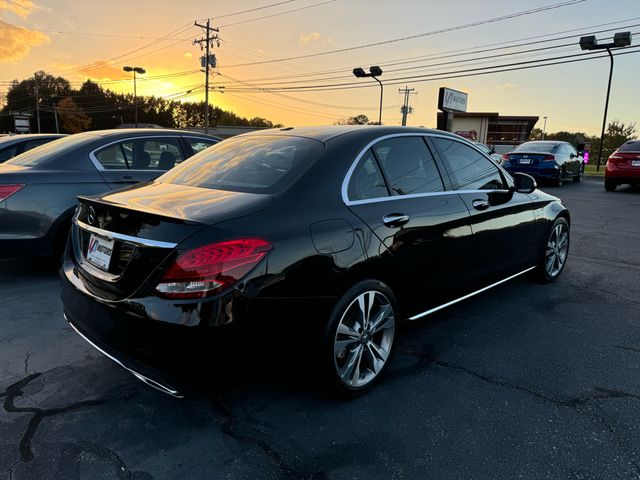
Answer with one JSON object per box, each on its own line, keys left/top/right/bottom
{"left": 52, "top": 96, "right": 59, "bottom": 133}
{"left": 34, "top": 82, "right": 41, "bottom": 133}
{"left": 398, "top": 86, "right": 416, "bottom": 126}
{"left": 541, "top": 116, "right": 548, "bottom": 140}
{"left": 194, "top": 19, "right": 219, "bottom": 134}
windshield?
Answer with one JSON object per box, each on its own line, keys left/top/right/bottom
{"left": 6, "top": 133, "right": 92, "bottom": 167}
{"left": 159, "top": 135, "right": 325, "bottom": 194}
{"left": 513, "top": 142, "right": 560, "bottom": 154}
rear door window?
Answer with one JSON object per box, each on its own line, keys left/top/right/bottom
{"left": 373, "top": 137, "right": 444, "bottom": 195}
{"left": 94, "top": 137, "right": 185, "bottom": 171}
{"left": 0, "top": 144, "right": 19, "bottom": 162}
{"left": 431, "top": 137, "right": 506, "bottom": 191}
{"left": 23, "top": 138, "right": 54, "bottom": 152}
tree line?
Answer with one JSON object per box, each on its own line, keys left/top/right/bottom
{"left": 0, "top": 71, "right": 282, "bottom": 134}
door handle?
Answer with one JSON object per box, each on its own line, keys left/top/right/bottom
{"left": 472, "top": 199, "right": 490, "bottom": 211}
{"left": 382, "top": 213, "right": 410, "bottom": 227}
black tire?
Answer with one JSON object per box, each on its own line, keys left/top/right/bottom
{"left": 536, "top": 217, "right": 570, "bottom": 283}
{"left": 322, "top": 280, "right": 398, "bottom": 398}
{"left": 555, "top": 168, "right": 564, "bottom": 187}
{"left": 573, "top": 164, "right": 583, "bottom": 182}
{"left": 52, "top": 222, "right": 71, "bottom": 267}
{"left": 604, "top": 180, "right": 616, "bottom": 192}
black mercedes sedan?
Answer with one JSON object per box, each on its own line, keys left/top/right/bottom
{"left": 0, "top": 129, "right": 220, "bottom": 259}
{"left": 60, "top": 126, "right": 571, "bottom": 397}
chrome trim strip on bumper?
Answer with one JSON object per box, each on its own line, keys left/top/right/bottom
{"left": 65, "top": 315, "right": 184, "bottom": 398}
{"left": 73, "top": 217, "right": 178, "bottom": 249}
{"left": 408, "top": 266, "right": 537, "bottom": 321}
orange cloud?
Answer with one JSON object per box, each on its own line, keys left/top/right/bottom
{"left": 78, "top": 60, "right": 130, "bottom": 81}
{"left": 0, "top": 0, "right": 37, "bottom": 17}
{"left": 0, "top": 19, "right": 49, "bottom": 62}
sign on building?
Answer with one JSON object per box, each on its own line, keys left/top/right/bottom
{"left": 14, "top": 116, "right": 30, "bottom": 134}
{"left": 438, "top": 87, "right": 468, "bottom": 113}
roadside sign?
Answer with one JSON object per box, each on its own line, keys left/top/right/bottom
{"left": 438, "top": 87, "right": 468, "bottom": 113}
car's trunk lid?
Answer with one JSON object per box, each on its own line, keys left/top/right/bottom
{"left": 611, "top": 151, "right": 640, "bottom": 170}
{"left": 72, "top": 181, "right": 271, "bottom": 300}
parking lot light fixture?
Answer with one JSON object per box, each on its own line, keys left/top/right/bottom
{"left": 123, "top": 66, "right": 146, "bottom": 128}
{"left": 352, "top": 66, "right": 383, "bottom": 125}
{"left": 579, "top": 31, "right": 632, "bottom": 171}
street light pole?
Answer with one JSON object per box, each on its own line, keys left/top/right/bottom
{"left": 596, "top": 48, "right": 614, "bottom": 172}
{"left": 123, "top": 66, "right": 146, "bottom": 128}
{"left": 353, "top": 66, "right": 384, "bottom": 125}
{"left": 579, "top": 31, "right": 632, "bottom": 171}
{"left": 542, "top": 116, "right": 548, "bottom": 140}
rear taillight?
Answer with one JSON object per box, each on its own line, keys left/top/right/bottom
{"left": 542, "top": 154, "right": 555, "bottom": 161}
{"left": 0, "top": 184, "right": 25, "bottom": 202}
{"left": 502, "top": 154, "right": 510, "bottom": 161}
{"left": 155, "top": 238, "right": 272, "bottom": 299}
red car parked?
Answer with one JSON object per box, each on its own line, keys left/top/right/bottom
{"left": 605, "top": 140, "right": 640, "bottom": 191}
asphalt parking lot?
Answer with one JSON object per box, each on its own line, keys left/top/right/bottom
{"left": 1, "top": 178, "right": 639, "bottom": 480}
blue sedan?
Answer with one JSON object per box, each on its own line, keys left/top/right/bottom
{"left": 502, "top": 141, "right": 584, "bottom": 186}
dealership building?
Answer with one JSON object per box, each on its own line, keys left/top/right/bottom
{"left": 436, "top": 111, "right": 539, "bottom": 153}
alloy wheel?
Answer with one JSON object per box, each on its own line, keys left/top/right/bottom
{"left": 545, "top": 223, "right": 569, "bottom": 278}
{"left": 333, "top": 290, "right": 395, "bottom": 388}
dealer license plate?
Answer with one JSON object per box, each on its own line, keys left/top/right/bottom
{"left": 632, "top": 160, "right": 640, "bottom": 167}
{"left": 519, "top": 158, "right": 531, "bottom": 165}
{"left": 86, "top": 234, "right": 115, "bottom": 270}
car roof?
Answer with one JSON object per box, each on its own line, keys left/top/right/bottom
{"left": 233, "top": 125, "right": 462, "bottom": 143}
{"left": 87, "top": 128, "right": 219, "bottom": 138}
{"left": 0, "top": 133, "right": 67, "bottom": 143}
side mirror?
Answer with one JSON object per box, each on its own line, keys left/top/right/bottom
{"left": 570, "top": 153, "right": 577, "bottom": 159}
{"left": 513, "top": 172, "right": 536, "bottom": 194}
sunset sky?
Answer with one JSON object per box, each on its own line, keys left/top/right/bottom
{"left": 1, "top": 0, "right": 639, "bottom": 133}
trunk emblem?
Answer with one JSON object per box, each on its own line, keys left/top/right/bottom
{"left": 87, "top": 206, "right": 96, "bottom": 225}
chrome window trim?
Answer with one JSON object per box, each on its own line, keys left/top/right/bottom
{"left": 73, "top": 217, "right": 178, "bottom": 249}
{"left": 66, "top": 316, "right": 183, "bottom": 398}
{"left": 89, "top": 135, "right": 185, "bottom": 172}
{"left": 408, "top": 266, "right": 536, "bottom": 321}
{"left": 341, "top": 132, "right": 513, "bottom": 206}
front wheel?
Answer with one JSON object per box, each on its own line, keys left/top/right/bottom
{"left": 537, "top": 217, "right": 570, "bottom": 283}
{"left": 555, "top": 169, "right": 564, "bottom": 187}
{"left": 323, "top": 280, "right": 398, "bottom": 397}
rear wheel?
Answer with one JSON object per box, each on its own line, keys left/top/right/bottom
{"left": 537, "top": 217, "right": 570, "bottom": 283}
{"left": 555, "top": 168, "right": 565, "bottom": 187}
{"left": 323, "top": 280, "right": 397, "bottom": 397}
{"left": 604, "top": 180, "right": 617, "bottom": 192}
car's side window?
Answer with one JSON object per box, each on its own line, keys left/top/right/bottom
{"left": 431, "top": 137, "right": 506, "bottom": 191}
{"left": 186, "top": 138, "right": 217, "bottom": 154}
{"left": 348, "top": 149, "right": 389, "bottom": 201}
{"left": 94, "top": 143, "right": 129, "bottom": 170}
{"left": 129, "top": 138, "right": 185, "bottom": 170}
{"left": 372, "top": 137, "right": 444, "bottom": 195}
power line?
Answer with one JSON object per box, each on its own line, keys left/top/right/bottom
{"left": 218, "top": 17, "right": 640, "bottom": 83}
{"left": 216, "top": 0, "right": 299, "bottom": 18}
{"left": 220, "top": 47, "right": 640, "bottom": 93}
{"left": 222, "top": 0, "right": 587, "bottom": 67}
{"left": 219, "top": 0, "right": 336, "bottom": 28}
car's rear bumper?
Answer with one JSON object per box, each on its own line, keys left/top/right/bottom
{"left": 605, "top": 162, "right": 640, "bottom": 184}
{"left": 60, "top": 257, "right": 336, "bottom": 395}
{"left": 504, "top": 166, "right": 560, "bottom": 181}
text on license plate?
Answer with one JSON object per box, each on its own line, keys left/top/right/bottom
{"left": 87, "top": 234, "right": 114, "bottom": 270}
{"left": 632, "top": 160, "right": 640, "bottom": 167}
{"left": 519, "top": 159, "right": 531, "bottom": 165}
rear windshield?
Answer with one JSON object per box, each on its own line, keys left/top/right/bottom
{"left": 619, "top": 140, "right": 640, "bottom": 152}
{"left": 159, "top": 135, "right": 324, "bottom": 194}
{"left": 512, "top": 142, "right": 560, "bottom": 154}
{"left": 5, "top": 133, "right": 92, "bottom": 167}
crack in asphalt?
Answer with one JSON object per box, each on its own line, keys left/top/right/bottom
{"left": 398, "top": 345, "right": 640, "bottom": 475}
{"left": 212, "top": 394, "right": 327, "bottom": 480}
{"left": 1, "top": 369, "right": 142, "bottom": 478}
